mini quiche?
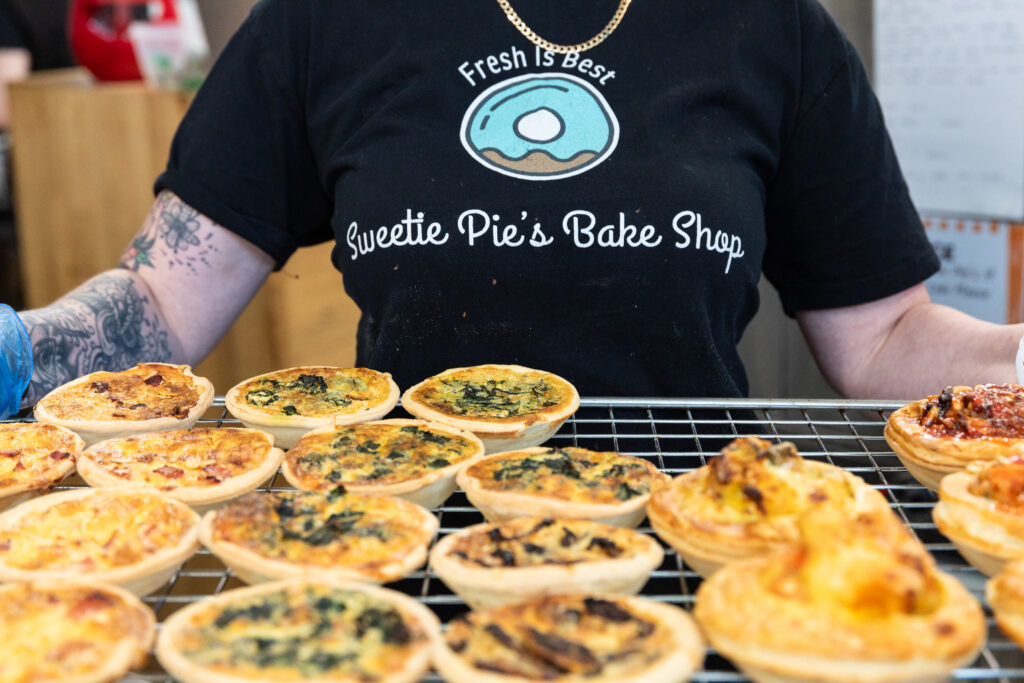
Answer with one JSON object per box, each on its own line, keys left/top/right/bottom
{"left": 199, "top": 487, "right": 439, "bottom": 585}
{"left": 987, "top": 558, "right": 1024, "bottom": 649}
{"left": 156, "top": 579, "right": 440, "bottom": 683}
{"left": 282, "top": 418, "right": 485, "bottom": 508}
{"left": 885, "top": 384, "right": 1024, "bottom": 491}
{"left": 401, "top": 364, "right": 580, "bottom": 453}
{"left": 0, "top": 488, "right": 200, "bottom": 595}
{"left": 0, "top": 580, "right": 155, "bottom": 683}
{"left": 34, "top": 362, "right": 215, "bottom": 446}
{"left": 434, "top": 593, "right": 704, "bottom": 683}
{"left": 225, "top": 366, "right": 400, "bottom": 448}
{"left": 647, "top": 437, "right": 890, "bottom": 577}
{"left": 695, "top": 510, "right": 986, "bottom": 683}
{"left": 0, "top": 422, "right": 83, "bottom": 512}
{"left": 457, "top": 447, "right": 669, "bottom": 528}
{"left": 430, "top": 517, "right": 664, "bottom": 609}
{"left": 77, "top": 427, "right": 284, "bottom": 511}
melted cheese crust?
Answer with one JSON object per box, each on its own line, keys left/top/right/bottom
{"left": 0, "top": 423, "right": 79, "bottom": 490}
{"left": 967, "top": 456, "right": 1024, "bottom": 514}
{"left": 920, "top": 385, "right": 1024, "bottom": 439}
{"left": 35, "top": 363, "right": 200, "bottom": 421}
{"left": 409, "top": 367, "right": 574, "bottom": 420}
{"left": 235, "top": 367, "right": 393, "bottom": 418}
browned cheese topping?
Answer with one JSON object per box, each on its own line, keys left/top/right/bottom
{"left": 967, "top": 456, "right": 1024, "bottom": 515}
{"left": 920, "top": 385, "right": 1024, "bottom": 439}
{"left": 37, "top": 364, "right": 200, "bottom": 421}
{"left": 0, "top": 423, "right": 78, "bottom": 489}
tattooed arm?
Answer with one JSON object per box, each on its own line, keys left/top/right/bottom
{"left": 18, "top": 191, "right": 275, "bottom": 405}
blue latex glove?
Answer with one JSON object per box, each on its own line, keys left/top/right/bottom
{"left": 0, "top": 304, "right": 32, "bottom": 418}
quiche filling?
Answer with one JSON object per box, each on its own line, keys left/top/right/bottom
{"left": 966, "top": 457, "right": 1024, "bottom": 515}
{"left": 412, "top": 368, "right": 571, "bottom": 419}
{"left": 176, "top": 584, "right": 427, "bottom": 679}
{"left": 238, "top": 367, "right": 391, "bottom": 418}
{"left": 920, "top": 385, "right": 1024, "bottom": 439}
{"left": 0, "top": 423, "right": 78, "bottom": 489}
{"left": 36, "top": 363, "right": 200, "bottom": 421}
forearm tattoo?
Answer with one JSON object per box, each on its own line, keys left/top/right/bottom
{"left": 120, "top": 191, "right": 220, "bottom": 276}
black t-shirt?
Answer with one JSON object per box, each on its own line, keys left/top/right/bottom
{"left": 0, "top": 0, "right": 74, "bottom": 71}
{"left": 156, "top": 0, "right": 939, "bottom": 397}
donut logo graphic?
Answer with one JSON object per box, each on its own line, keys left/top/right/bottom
{"left": 460, "top": 72, "right": 619, "bottom": 181}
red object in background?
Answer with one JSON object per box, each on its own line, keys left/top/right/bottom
{"left": 69, "top": 0, "right": 178, "bottom": 81}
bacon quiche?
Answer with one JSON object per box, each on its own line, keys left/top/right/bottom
{"left": 33, "top": 362, "right": 215, "bottom": 446}
{"left": 885, "top": 384, "right": 1024, "bottom": 491}
{"left": 987, "top": 558, "right": 1024, "bottom": 649}
{"left": 0, "top": 488, "right": 200, "bottom": 595}
{"left": 0, "top": 421, "right": 83, "bottom": 512}
{"left": 647, "top": 437, "right": 890, "bottom": 577}
{"left": 199, "top": 487, "right": 439, "bottom": 585}
{"left": 401, "top": 364, "right": 580, "bottom": 453}
{"left": 457, "top": 447, "right": 669, "bottom": 528}
{"left": 77, "top": 427, "right": 284, "bottom": 511}
{"left": 282, "top": 418, "right": 485, "bottom": 508}
{"left": 225, "top": 366, "right": 400, "bottom": 448}
{"left": 0, "top": 580, "right": 155, "bottom": 683}
{"left": 695, "top": 510, "right": 986, "bottom": 683}
{"left": 156, "top": 579, "right": 440, "bottom": 683}
{"left": 430, "top": 517, "right": 664, "bottom": 609}
{"left": 434, "top": 593, "right": 704, "bottom": 683}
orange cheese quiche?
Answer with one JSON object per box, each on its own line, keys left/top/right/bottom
{"left": 0, "top": 421, "right": 83, "bottom": 512}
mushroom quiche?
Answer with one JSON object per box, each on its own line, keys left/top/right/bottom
{"left": 885, "top": 384, "right": 1024, "bottom": 491}
{"left": 0, "top": 488, "right": 200, "bottom": 595}
{"left": 282, "top": 419, "right": 485, "bottom": 508}
{"left": 430, "top": 517, "right": 664, "bottom": 609}
{"left": 0, "top": 422, "right": 83, "bottom": 512}
{"left": 647, "top": 437, "right": 889, "bottom": 577}
{"left": 77, "top": 427, "right": 283, "bottom": 511}
{"left": 401, "top": 364, "right": 580, "bottom": 453}
{"left": 156, "top": 579, "right": 439, "bottom": 683}
{"left": 33, "top": 362, "right": 215, "bottom": 446}
{"left": 199, "top": 487, "right": 439, "bottom": 585}
{"left": 988, "top": 558, "right": 1024, "bottom": 649}
{"left": 0, "top": 580, "right": 155, "bottom": 683}
{"left": 434, "top": 593, "right": 704, "bottom": 683}
{"left": 225, "top": 366, "right": 400, "bottom": 448}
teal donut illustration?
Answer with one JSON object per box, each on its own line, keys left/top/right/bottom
{"left": 460, "top": 72, "right": 619, "bottom": 181}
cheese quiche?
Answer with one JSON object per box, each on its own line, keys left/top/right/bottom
{"left": 33, "top": 362, "right": 214, "bottom": 446}
{"left": 988, "top": 558, "right": 1024, "bottom": 649}
{"left": 77, "top": 427, "right": 284, "bottom": 511}
{"left": 0, "top": 421, "right": 83, "bottom": 512}
{"left": 434, "top": 593, "right": 704, "bottom": 683}
{"left": 0, "top": 488, "right": 200, "bottom": 595}
{"left": 430, "top": 517, "right": 663, "bottom": 609}
{"left": 282, "top": 418, "right": 485, "bottom": 508}
{"left": 0, "top": 580, "right": 155, "bottom": 683}
{"left": 457, "top": 447, "right": 669, "bottom": 528}
{"left": 199, "top": 487, "right": 439, "bottom": 585}
{"left": 695, "top": 510, "right": 986, "bottom": 683}
{"left": 401, "top": 364, "right": 580, "bottom": 453}
{"left": 225, "top": 366, "right": 400, "bottom": 448}
{"left": 647, "top": 437, "right": 890, "bottom": 577}
{"left": 886, "top": 384, "right": 1024, "bottom": 491}
{"left": 156, "top": 579, "right": 440, "bottom": 683}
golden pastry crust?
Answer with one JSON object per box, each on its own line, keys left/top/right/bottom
{"left": 0, "top": 422, "right": 83, "bottom": 512}
{"left": 430, "top": 517, "right": 663, "bottom": 609}
{"left": 0, "top": 488, "right": 200, "bottom": 595}
{"left": 156, "top": 579, "right": 440, "bottom": 683}
{"left": 647, "top": 437, "right": 889, "bottom": 577}
{"left": 401, "top": 364, "right": 580, "bottom": 453}
{"left": 33, "top": 363, "right": 215, "bottom": 446}
{"left": 77, "top": 427, "right": 284, "bottom": 511}
{"left": 225, "top": 366, "right": 400, "bottom": 448}
{"left": 457, "top": 446, "right": 669, "bottom": 528}
{"left": 987, "top": 558, "right": 1024, "bottom": 648}
{"left": 434, "top": 593, "right": 704, "bottom": 683}
{"left": 0, "top": 580, "right": 155, "bottom": 683}
{"left": 199, "top": 488, "right": 439, "bottom": 585}
{"left": 281, "top": 418, "right": 485, "bottom": 508}
{"left": 885, "top": 384, "right": 1024, "bottom": 491}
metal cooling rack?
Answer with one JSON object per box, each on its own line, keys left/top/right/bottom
{"left": 8, "top": 398, "right": 1024, "bottom": 682}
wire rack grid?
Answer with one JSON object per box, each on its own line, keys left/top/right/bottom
{"left": 7, "top": 397, "right": 1024, "bottom": 682}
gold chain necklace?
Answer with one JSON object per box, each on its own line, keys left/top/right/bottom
{"left": 495, "top": 0, "right": 633, "bottom": 54}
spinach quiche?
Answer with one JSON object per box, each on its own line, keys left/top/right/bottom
{"left": 434, "top": 593, "right": 704, "bottom": 683}
{"left": 401, "top": 364, "right": 580, "bottom": 453}
{"left": 199, "top": 488, "right": 439, "bottom": 585}
{"left": 646, "top": 437, "right": 889, "bottom": 577}
{"left": 77, "top": 427, "right": 284, "bottom": 511}
{"left": 430, "top": 517, "right": 664, "bottom": 609}
{"left": 0, "top": 488, "right": 200, "bottom": 595}
{"left": 988, "top": 558, "right": 1024, "bottom": 649}
{"left": 0, "top": 421, "right": 83, "bottom": 512}
{"left": 457, "top": 447, "right": 669, "bottom": 528}
{"left": 33, "top": 362, "right": 215, "bottom": 446}
{"left": 226, "top": 366, "right": 400, "bottom": 448}
{"left": 282, "top": 418, "right": 485, "bottom": 508}
{"left": 0, "top": 580, "right": 155, "bottom": 683}
{"left": 156, "top": 579, "right": 440, "bottom": 683}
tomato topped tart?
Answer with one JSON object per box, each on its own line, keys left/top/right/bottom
{"left": 0, "top": 422, "right": 83, "bottom": 512}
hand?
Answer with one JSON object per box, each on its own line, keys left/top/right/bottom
{"left": 0, "top": 304, "right": 31, "bottom": 418}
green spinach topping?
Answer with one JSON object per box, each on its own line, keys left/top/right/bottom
{"left": 433, "top": 378, "right": 560, "bottom": 418}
